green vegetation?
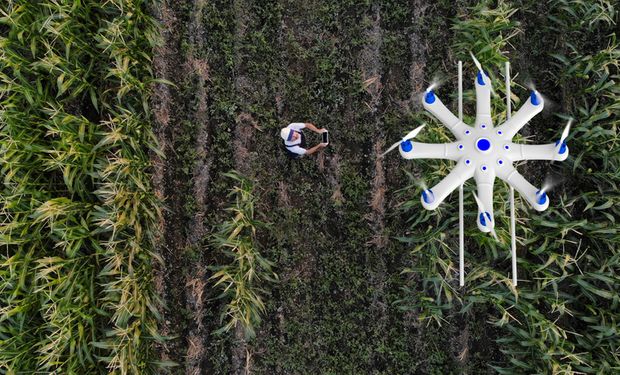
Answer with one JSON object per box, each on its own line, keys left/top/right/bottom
{"left": 399, "top": 1, "right": 620, "bottom": 373}
{"left": 210, "top": 171, "right": 277, "bottom": 339}
{"left": 0, "top": 1, "right": 165, "bottom": 373}
{"left": 1, "top": 0, "right": 618, "bottom": 374}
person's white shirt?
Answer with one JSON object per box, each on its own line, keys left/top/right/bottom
{"left": 283, "top": 122, "right": 306, "bottom": 155}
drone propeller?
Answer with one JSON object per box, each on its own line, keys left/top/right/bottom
{"left": 381, "top": 124, "right": 425, "bottom": 157}
{"left": 470, "top": 52, "right": 496, "bottom": 95}
{"left": 470, "top": 52, "right": 484, "bottom": 76}
{"left": 539, "top": 173, "right": 564, "bottom": 197}
{"left": 473, "top": 192, "right": 498, "bottom": 241}
{"left": 553, "top": 119, "right": 572, "bottom": 161}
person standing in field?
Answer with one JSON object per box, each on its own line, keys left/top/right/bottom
{"left": 280, "top": 122, "right": 328, "bottom": 158}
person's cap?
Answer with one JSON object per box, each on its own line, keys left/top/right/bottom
{"left": 280, "top": 128, "right": 294, "bottom": 141}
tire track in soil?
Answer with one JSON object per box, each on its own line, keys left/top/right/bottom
{"left": 150, "top": 1, "right": 213, "bottom": 373}
{"left": 182, "top": 1, "right": 213, "bottom": 374}
{"left": 229, "top": 1, "right": 251, "bottom": 371}
{"left": 150, "top": 1, "right": 185, "bottom": 367}
{"left": 359, "top": 4, "right": 389, "bottom": 369}
{"left": 230, "top": 0, "right": 267, "bottom": 373}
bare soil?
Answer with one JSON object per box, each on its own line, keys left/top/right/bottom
{"left": 149, "top": 1, "right": 496, "bottom": 373}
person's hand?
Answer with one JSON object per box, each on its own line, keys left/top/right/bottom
{"left": 319, "top": 128, "right": 328, "bottom": 133}
{"left": 319, "top": 142, "right": 328, "bottom": 148}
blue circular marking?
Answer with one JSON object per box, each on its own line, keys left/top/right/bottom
{"left": 504, "top": 145, "right": 510, "bottom": 150}
{"left": 425, "top": 90, "right": 436, "bottom": 104}
{"left": 481, "top": 124, "right": 487, "bottom": 129}
{"left": 536, "top": 190, "right": 547, "bottom": 205}
{"left": 481, "top": 165, "right": 487, "bottom": 171}
{"left": 465, "top": 159, "right": 471, "bottom": 165}
{"left": 465, "top": 130, "right": 471, "bottom": 135}
{"left": 422, "top": 190, "right": 435, "bottom": 204}
{"left": 530, "top": 91, "right": 540, "bottom": 105}
{"left": 476, "top": 138, "right": 491, "bottom": 152}
{"left": 479, "top": 212, "right": 492, "bottom": 226}
{"left": 477, "top": 71, "right": 485, "bottom": 86}
{"left": 498, "top": 159, "right": 504, "bottom": 165}
{"left": 555, "top": 140, "right": 567, "bottom": 154}
{"left": 401, "top": 140, "right": 413, "bottom": 152}
{"left": 539, "top": 194, "right": 547, "bottom": 204}
{"left": 497, "top": 130, "right": 503, "bottom": 135}
{"left": 458, "top": 144, "right": 464, "bottom": 150}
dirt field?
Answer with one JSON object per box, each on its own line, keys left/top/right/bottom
{"left": 147, "top": 1, "right": 613, "bottom": 373}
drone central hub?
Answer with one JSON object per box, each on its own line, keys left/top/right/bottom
{"left": 476, "top": 138, "right": 491, "bottom": 153}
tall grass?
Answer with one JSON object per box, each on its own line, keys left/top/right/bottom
{"left": 0, "top": 1, "right": 166, "bottom": 373}
{"left": 210, "top": 171, "right": 277, "bottom": 340}
{"left": 398, "top": 0, "right": 620, "bottom": 373}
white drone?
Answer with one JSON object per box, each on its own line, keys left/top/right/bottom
{"left": 384, "top": 56, "right": 570, "bottom": 286}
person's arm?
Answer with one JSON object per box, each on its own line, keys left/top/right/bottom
{"left": 304, "top": 142, "right": 328, "bottom": 155}
{"left": 304, "top": 122, "right": 327, "bottom": 134}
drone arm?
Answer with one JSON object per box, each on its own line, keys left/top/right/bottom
{"left": 497, "top": 92, "right": 544, "bottom": 138}
{"left": 423, "top": 92, "right": 469, "bottom": 138}
{"left": 421, "top": 162, "right": 474, "bottom": 210}
{"left": 475, "top": 71, "right": 493, "bottom": 127}
{"left": 496, "top": 165, "right": 549, "bottom": 211}
{"left": 508, "top": 143, "right": 569, "bottom": 162}
{"left": 473, "top": 168, "right": 496, "bottom": 232}
{"left": 399, "top": 142, "right": 460, "bottom": 161}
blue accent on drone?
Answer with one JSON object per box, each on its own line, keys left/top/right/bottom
{"left": 536, "top": 190, "right": 547, "bottom": 205}
{"left": 401, "top": 140, "right": 413, "bottom": 152}
{"left": 479, "top": 212, "right": 491, "bottom": 226}
{"left": 555, "top": 140, "right": 567, "bottom": 154}
{"left": 476, "top": 138, "right": 491, "bottom": 152}
{"left": 477, "top": 71, "right": 485, "bottom": 86}
{"left": 425, "top": 90, "right": 436, "bottom": 104}
{"left": 530, "top": 91, "right": 540, "bottom": 105}
{"left": 422, "top": 190, "right": 435, "bottom": 204}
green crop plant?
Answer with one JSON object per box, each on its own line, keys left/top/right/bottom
{"left": 452, "top": 0, "right": 521, "bottom": 66}
{"left": 210, "top": 171, "right": 277, "bottom": 340}
{"left": 0, "top": 1, "right": 168, "bottom": 373}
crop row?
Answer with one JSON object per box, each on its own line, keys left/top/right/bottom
{"left": 0, "top": 1, "right": 165, "bottom": 373}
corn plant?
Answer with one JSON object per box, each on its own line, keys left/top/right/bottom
{"left": 452, "top": 0, "right": 521, "bottom": 66}
{"left": 0, "top": 1, "right": 166, "bottom": 373}
{"left": 210, "top": 171, "right": 277, "bottom": 340}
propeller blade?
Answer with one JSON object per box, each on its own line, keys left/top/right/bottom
{"left": 381, "top": 124, "right": 426, "bottom": 157}
{"left": 470, "top": 51, "right": 483, "bottom": 74}
{"left": 380, "top": 141, "right": 401, "bottom": 157}
{"left": 560, "top": 119, "right": 572, "bottom": 143}
{"left": 490, "top": 226, "right": 499, "bottom": 241}
{"left": 472, "top": 192, "right": 484, "bottom": 213}
{"left": 470, "top": 51, "right": 494, "bottom": 94}
{"left": 402, "top": 124, "right": 426, "bottom": 141}
{"left": 553, "top": 119, "right": 572, "bottom": 161}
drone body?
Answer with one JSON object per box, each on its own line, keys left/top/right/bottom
{"left": 398, "top": 69, "right": 569, "bottom": 233}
